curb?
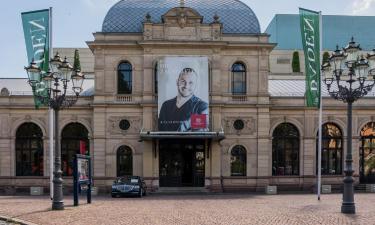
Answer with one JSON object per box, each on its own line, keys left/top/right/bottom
{"left": 0, "top": 215, "right": 38, "bottom": 225}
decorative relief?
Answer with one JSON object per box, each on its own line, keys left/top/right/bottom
{"left": 25, "top": 115, "right": 31, "bottom": 121}
{"left": 144, "top": 28, "right": 152, "bottom": 40}
{"left": 108, "top": 116, "right": 142, "bottom": 135}
{"left": 222, "top": 117, "right": 256, "bottom": 135}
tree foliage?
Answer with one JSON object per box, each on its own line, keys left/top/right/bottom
{"left": 73, "top": 49, "right": 81, "bottom": 71}
{"left": 292, "top": 51, "right": 300, "bottom": 73}
{"left": 322, "top": 51, "right": 330, "bottom": 64}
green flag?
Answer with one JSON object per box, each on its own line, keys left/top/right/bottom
{"left": 299, "top": 8, "right": 321, "bottom": 108}
{"left": 21, "top": 9, "right": 50, "bottom": 108}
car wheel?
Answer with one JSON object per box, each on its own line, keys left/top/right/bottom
{"left": 143, "top": 189, "right": 146, "bottom": 196}
{"left": 111, "top": 194, "right": 116, "bottom": 198}
{"left": 138, "top": 189, "right": 143, "bottom": 198}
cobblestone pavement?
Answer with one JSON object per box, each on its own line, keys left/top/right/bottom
{"left": 0, "top": 193, "right": 374, "bottom": 225}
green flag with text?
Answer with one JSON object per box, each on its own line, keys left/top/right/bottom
{"left": 299, "top": 8, "right": 320, "bottom": 108}
{"left": 21, "top": 9, "right": 50, "bottom": 108}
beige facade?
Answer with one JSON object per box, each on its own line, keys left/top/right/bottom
{"left": 1, "top": 4, "right": 375, "bottom": 194}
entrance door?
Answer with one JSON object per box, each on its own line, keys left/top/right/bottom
{"left": 360, "top": 122, "right": 375, "bottom": 184}
{"left": 159, "top": 139, "right": 205, "bottom": 187}
{"left": 360, "top": 137, "right": 375, "bottom": 183}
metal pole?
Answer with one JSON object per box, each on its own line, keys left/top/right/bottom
{"left": 52, "top": 108, "right": 64, "bottom": 210}
{"left": 317, "top": 11, "right": 323, "bottom": 201}
{"left": 341, "top": 101, "right": 355, "bottom": 214}
{"left": 49, "top": 6, "right": 54, "bottom": 201}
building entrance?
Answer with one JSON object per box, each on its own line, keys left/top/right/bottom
{"left": 159, "top": 139, "right": 205, "bottom": 187}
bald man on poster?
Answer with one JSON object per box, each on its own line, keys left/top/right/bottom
{"left": 158, "top": 68, "right": 208, "bottom": 132}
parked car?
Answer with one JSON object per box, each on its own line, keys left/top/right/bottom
{"left": 111, "top": 176, "right": 147, "bottom": 198}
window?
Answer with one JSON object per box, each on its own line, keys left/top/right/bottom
{"left": 16, "top": 123, "right": 43, "bottom": 176}
{"left": 231, "top": 62, "right": 246, "bottom": 95}
{"left": 117, "top": 62, "right": 132, "bottom": 94}
{"left": 272, "top": 123, "right": 299, "bottom": 176}
{"left": 154, "top": 62, "right": 158, "bottom": 94}
{"left": 360, "top": 122, "right": 375, "bottom": 183}
{"left": 117, "top": 146, "right": 133, "bottom": 176}
{"left": 231, "top": 145, "right": 246, "bottom": 176}
{"left": 316, "top": 123, "right": 342, "bottom": 175}
{"left": 61, "top": 123, "right": 89, "bottom": 176}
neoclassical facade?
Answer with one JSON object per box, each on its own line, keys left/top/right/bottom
{"left": 0, "top": 0, "right": 374, "bottom": 193}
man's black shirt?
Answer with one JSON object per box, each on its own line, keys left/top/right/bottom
{"left": 158, "top": 95, "right": 208, "bottom": 131}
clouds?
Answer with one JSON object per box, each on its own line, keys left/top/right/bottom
{"left": 352, "top": 0, "right": 375, "bottom": 15}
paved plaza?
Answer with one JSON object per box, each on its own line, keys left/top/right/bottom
{"left": 0, "top": 193, "right": 374, "bottom": 225}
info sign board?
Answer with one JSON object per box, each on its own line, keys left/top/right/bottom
{"left": 73, "top": 154, "right": 92, "bottom": 206}
{"left": 157, "top": 56, "right": 209, "bottom": 132}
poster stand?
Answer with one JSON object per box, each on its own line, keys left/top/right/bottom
{"left": 73, "top": 154, "right": 92, "bottom": 206}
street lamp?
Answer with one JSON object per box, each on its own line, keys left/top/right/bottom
{"left": 321, "top": 38, "right": 375, "bottom": 214}
{"left": 25, "top": 52, "right": 85, "bottom": 210}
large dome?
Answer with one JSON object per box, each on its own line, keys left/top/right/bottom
{"left": 102, "top": 0, "right": 260, "bottom": 34}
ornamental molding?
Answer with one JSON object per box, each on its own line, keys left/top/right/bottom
{"left": 222, "top": 117, "right": 256, "bottom": 135}
{"left": 108, "top": 116, "right": 142, "bottom": 135}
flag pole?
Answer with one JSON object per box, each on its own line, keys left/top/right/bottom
{"left": 49, "top": 6, "right": 54, "bottom": 200}
{"left": 317, "top": 11, "right": 323, "bottom": 201}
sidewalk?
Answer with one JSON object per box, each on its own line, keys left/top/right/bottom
{"left": 0, "top": 193, "right": 374, "bottom": 225}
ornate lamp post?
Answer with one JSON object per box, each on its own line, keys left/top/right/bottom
{"left": 322, "top": 38, "right": 375, "bottom": 214}
{"left": 25, "top": 53, "right": 85, "bottom": 210}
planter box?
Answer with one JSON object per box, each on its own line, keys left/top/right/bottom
{"left": 265, "top": 186, "right": 277, "bottom": 195}
{"left": 91, "top": 186, "right": 99, "bottom": 196}
{"left": 321, "top": 185, "right": 331, "bottom": 194}
{"left": 366, "top": 184, "right": 375, "bottom": 193}
{"left": 30, "top": 187, "right": 44, "bottom": 196}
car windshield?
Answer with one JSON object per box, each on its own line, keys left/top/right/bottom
{"left": 117, "top": 177, "right": 139, "bottom": 184}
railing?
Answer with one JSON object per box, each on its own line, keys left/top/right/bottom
{"left": 231, "top": 95, "right": 247, "bottom": 102}
{"left": 116, "top": 95, "right": 133, "bottom": 103}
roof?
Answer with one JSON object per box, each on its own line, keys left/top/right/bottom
{"left": 265, "top": 14, "right": 375, "bottom": 50}
{"left": 102, "top": 0, "right": 260, "bottom": 34}
{"left": 268, "top": 79, "right": 375, "bottom": 97}
{"left": 0, "top": 78, "right": 94, "bottom": 96}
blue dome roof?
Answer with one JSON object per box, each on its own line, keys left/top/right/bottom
{"left": 102, "top": 0, "right": 260, "bottom": 34}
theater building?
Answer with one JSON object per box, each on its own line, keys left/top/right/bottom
{"left": 0, "top": 1, "right": 375, "bottom": 193}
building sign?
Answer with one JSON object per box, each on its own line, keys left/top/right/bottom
{"left": 158, "top": 57, "right": 209, "bottom": 132}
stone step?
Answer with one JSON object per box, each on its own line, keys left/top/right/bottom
{"left": 154, "top": 187, "right": 209, "bottom": 194}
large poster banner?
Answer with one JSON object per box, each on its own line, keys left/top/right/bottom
{"left": 299, "top": 8, "right": 321, "bottom": 108}
{"left": 158, "top": 57, "right": 209, "bottom": 132}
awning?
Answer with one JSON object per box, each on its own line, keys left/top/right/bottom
{"left": 140, "top": 130, "right": 225, "bottom": 140}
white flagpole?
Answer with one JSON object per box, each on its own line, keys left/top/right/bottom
{"left": 49, "top": 6, "right": 54, "bottom": 200}
{"left": 317, "top": 11, "right": 323, "bottom": 201}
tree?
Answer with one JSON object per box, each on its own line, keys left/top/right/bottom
{"left": 292, "top": 51, "right": 300, "bottom": 73}
{"left": 322, "top": 51, "right": 330, "bottom": 64}
{"left": 73, "top": 49, "right": 81, "bottom": 71}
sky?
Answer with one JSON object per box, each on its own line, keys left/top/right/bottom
{"left": 1, "top": 0, "right": 375, "bottom": 78}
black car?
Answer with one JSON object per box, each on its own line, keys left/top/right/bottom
{"left": 111, "top": 176, "right": 147, "bottom": 197}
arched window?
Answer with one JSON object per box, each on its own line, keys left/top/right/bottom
{"left": 272, "top": 123, "right": 299, "bottom": 176}
{"left": 231, "top": 62, "right": 246, "bottom": 95}
{"left": 117, "top": 145, "right": 133, "bottom": 176}
{"left": 118, "top": 61, "right": 132, "bottom": 94}
{"left": 316, "top": 123, "right": 343, "bottom": 175}
{"left": 360, "top": 122, "right": 375, "bottom": 183}
{"left": 16, "top": 123, "right": 43, "bottom": 176}
{"left": 154, "top": 62, "right": 158, "bottom": 94}
{"left": 230, "top": 145, "right": 246, "bottom": 176}
{"left": 61, "top": 123, "right": 89, "bottom": 176}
